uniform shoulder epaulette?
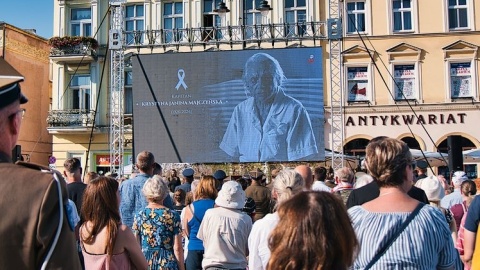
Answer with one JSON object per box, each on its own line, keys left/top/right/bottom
{"left": 15, "top": 161, "right": 53, "bottom": 173}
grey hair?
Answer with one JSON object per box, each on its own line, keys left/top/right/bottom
{"left": 335, "top": 167, "right": 355, "bottom": 183}
{"left": 354, "top": 174, "right": 374, "bottom": 189}
{"left": 243, "top": 53, "right": 286, "bottom": 92}
{"left": 143, "top": 175, "right": 169, "bottom": 202}
{"left": 273, "top": 169, "right": 304, "bottom": 205}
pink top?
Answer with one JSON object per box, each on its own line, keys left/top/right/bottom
{"left": 81, "top": 242, "right": 131, "bottom": 270}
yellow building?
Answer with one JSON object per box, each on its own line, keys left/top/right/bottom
{"left": 50, "top": 0, "right": 479, "bottom": 177}
{"left": 337, "top": 0, "right": 480, "bottom": 178}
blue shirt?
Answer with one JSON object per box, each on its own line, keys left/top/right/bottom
{"left": 465, "top": 195, "right": 480, "bottom": 232}
{"left": 175, "top": 183, "right": 191, "bottom": 193}
{"left": 188, "top": 199, "right": 215, "bottom": 251}
{"left": 349, "top": 205, "right": 460, "bottom": 269}
{"left": 440, "top": 189, "right": 462, "bottom": 209}
{"left": 220, "top": 91, "right": 318, "bottom": 162}
{"left": 119, "top": 173, "right": 174, "bottom": 227}
{"left": 120, "top": 173, "right": 150, "bottom": 227}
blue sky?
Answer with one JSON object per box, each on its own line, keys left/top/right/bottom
{"left": 0, "top": 1, "right": 54, "bottom": 39}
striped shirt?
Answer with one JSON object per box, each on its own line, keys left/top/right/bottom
{"left": 348, "top": 205, "right": 460, "bottom": 269}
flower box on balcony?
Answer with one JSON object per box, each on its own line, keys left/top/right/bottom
{"left": 49, "top": 36, "right": 99, "bottom": 56}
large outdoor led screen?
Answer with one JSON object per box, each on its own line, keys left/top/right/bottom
{"left": 132, "top": 48, "right": 324, "bottom": 163}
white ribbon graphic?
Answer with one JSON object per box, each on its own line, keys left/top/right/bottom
{"left": 175, "top": 69, "right": 188, "bottom": 90}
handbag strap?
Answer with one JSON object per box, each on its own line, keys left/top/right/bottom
{"left": 364, "top": 203, "right": 425, "bottom": 270}
{"left": 188, "top": 204, "right": 202, "bottom": 223}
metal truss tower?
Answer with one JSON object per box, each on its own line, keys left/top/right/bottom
{"left": 109, "top": 0, "right": 125, "bottom": 175}
{"left": 328, "top": 0, "right": 344, "bottom": 171}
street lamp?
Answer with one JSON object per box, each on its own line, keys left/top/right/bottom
{"left": 256, "top": 0, "right": 272, "bottom": 17}
{"left": 214, "top": 1, "right": 231, "bottom": 24}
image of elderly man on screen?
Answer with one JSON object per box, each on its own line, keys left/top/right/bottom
{"left": 220, "top": 53, "right": 318, "bottom": 162}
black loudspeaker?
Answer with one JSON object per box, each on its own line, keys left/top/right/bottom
{"left": 11, "top": 145, "right": 22, "bottom": 163}
{"left": 448, "top": 135, "right": 463, "bottom": 173}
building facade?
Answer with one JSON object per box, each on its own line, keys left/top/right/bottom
{"left": 337, "top": 0, "right": 480, "bottom": 178}
{"left": 0, "top": 23, "right": 52, "bottom": 165}
{"left": 50, "top": 0, "right": 479, "bottom": 177}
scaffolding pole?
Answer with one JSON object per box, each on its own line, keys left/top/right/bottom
{"left": 109, "top": 0, "right": 125, "bottom": 175}
{"left": 328, "top": 0, "right": 345, "bottom": 171}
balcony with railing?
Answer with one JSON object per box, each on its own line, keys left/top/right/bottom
{"left": 49, "top": 36, "right": 98, "bottom": 63}
{"left": 124, "top": 22, "right": 327, "bottom": 50}
{"left": 47, "top": 109, "right": 96, "bottom": 133}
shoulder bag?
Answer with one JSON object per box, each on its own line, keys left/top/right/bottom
{"left": 364, "top": 203, "right": 425, "bottom": 270}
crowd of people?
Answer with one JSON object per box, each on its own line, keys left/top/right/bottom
{"left": 59, "top": 139, "right": 480, "bottom": 269}
{"left": 6, "top": 49, "right": 480, "bottom": 270}
{"left": 3, "top": 80, "right": 480, "bottom": 269}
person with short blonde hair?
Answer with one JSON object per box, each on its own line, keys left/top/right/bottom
{"left": 184, "top": 175, "right": 218, "bottom": 269}
{"left": 248, "top": 169, "right": 304, "bottom": 270}
{"left": 349, "top": 137, "right": 460, "bottom": 269}
{"left": 132, "top": 175, "right": 185, "bottom": 270}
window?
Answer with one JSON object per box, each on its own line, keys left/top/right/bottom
{"left": 70, "top": 75, "right": 91, "bottom": 110}
{"left": 448, "top": 0, "right": 468, "bottom": 29}
{"left": 71, "top": 8, "right": 91, "bottom": 36}
{"left": 126, "top": 4, "right": 144, "bottom": 45}
{"left": 203, "top": 0, "right": 222, "bottom": 41}
{"left": 285, "top": 0, "right": 307, "bottom": 37}
{"left": 164, "top": 2, "right": 184, "bottom": 43}
{"left": 392, "top": 0, "right": 412, "bottom": 32}
{"left": 346, "top": 1, "right": 365, "bottom": 34}
{"left": 393, "top": 64, "right": 416, "bottom": 100}
{"left": 125, "top": 71, "right": 133, "bottom": 114}
{"left": 244, "top": 0, "right": 263, "bottom": 39}
{"left": 450, "top": 62, "right": 473, "bottom": 98}
{"left": 347, "top": 66, "right": 370, "bottom": 102}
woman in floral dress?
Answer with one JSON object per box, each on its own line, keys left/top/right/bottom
{"left": 133, "top": 175, "right": 185, "bottom": 270}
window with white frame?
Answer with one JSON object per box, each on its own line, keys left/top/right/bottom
{"left": 244, "top": 0, "right": 263, "bottom": 39}
{"left": 125, "top": 71, "right": 133, "bottom": 114}
{"left": 347, "top": 66, "right": 370, "bottom": 102}
{"left": 393, "top": 64, "right": 417, "bottom": 100}
{"left": 71, "top": 8, "right": 91, "bottom": 36}
{"left": 164, "top": 2, "right": 184, "bottom": 43}
{"left": 346, "top": 1, "right": 366, "bottom": 34}
{"left": 448, "top": 0, "right": 468, "bottom": 29}
{"left": 126, "top": 4, "right": 144, "bottom": 45}
{"left": 392, "top": 0, "right": 412, "bottom": 32}
{"left": 285, "top": 0, "right": 306, "bottom": 37}
{"left": 449, "top": 62, "right": 473, "bottom": 98}
{"left": 203, "top": 0, "right": 222, "bottom": 40}
{"left": 70, "top": 74, "right": 91, "bottom": 110}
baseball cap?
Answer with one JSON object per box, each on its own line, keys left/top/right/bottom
{"left": 452, "top": 171, "right": 468, "bottom": 186}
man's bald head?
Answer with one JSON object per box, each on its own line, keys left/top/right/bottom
{"left": 295, "top": 165, "right": 313, "bottom": 190}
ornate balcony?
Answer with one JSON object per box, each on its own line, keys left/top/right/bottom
{"left": 49, "top": 36, "right": 98, "bottom": 64}
{"left": 124, "top": 22, "right": 327, "bottom": 50}
{"left": 47, "top": 110, "right": 96, "bottom": 132}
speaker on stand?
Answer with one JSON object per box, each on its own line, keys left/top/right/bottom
{"left": 447, "top": 135, "right": 463, "bottom": 180}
